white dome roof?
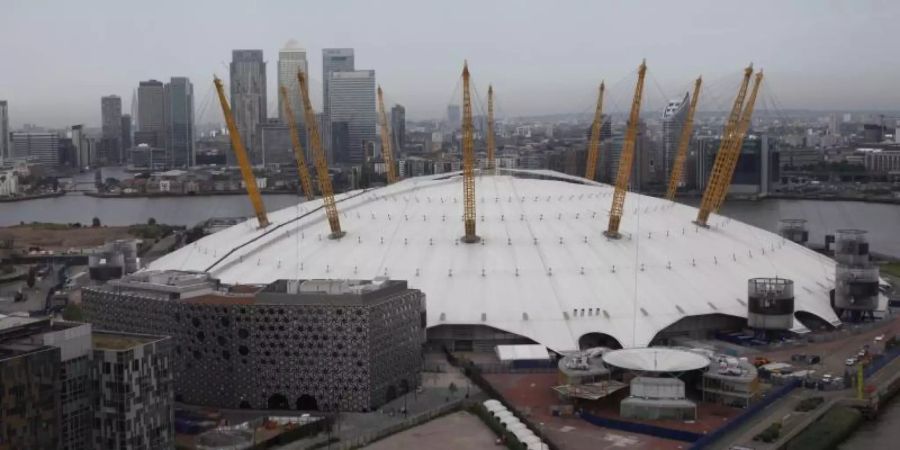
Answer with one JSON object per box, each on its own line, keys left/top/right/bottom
{"left": 149, "top": 169, "right": 840, "bottom": 352}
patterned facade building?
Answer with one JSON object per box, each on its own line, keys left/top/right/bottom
{"left": 83, "top": 272, "right": 426, "bottom": 412}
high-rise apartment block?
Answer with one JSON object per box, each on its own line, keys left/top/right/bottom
{"left": 329, "top": 70, "right": 377, "bottom": 164}
{"left": 391, "top": 104, "right": 406, "bottom": 150}
{"left": 0, "top": 316, "right": 170, "bottom": 450}
{"left": 230, "top": 50, "right": 267, "bottom": 165}
{"left": 446, "top": 104, "right": 461, "bottom": 131}
{"left": 91, "top": 331, "right": 174, "bottom": 450}
{"left": 164, "top": 77, "right": 195, "bottom": 167}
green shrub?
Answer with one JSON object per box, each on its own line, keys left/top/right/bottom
{"left": 795, "top": 397, "right": 825, "bottom": 412}
{"left": 786, "top": 406, "right": 862, "bottom": 450}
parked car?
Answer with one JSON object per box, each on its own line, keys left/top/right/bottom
{"left": 845, "top": 358, "right": 856, "bottom": 366}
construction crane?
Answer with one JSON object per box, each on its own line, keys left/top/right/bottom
{"left": 665, "top": 76, "right": 702, "bottom": 200}
{"left": 605, "top": 61, "right": 647, "bottom": 238}
{"left": 279, "top": 86, "right": 315, "bottom": 201}
{"left": 297, "top": 71, "right": 345, "bottom": 239}
{"left": 461, "top": 62, "right": 479, "bottom": 243}
{"left": 212, "top": 76, "right": 269, "bottom": 228}
{"left": 584, "top": 81, "right": 606, "bottom": 181}
{"left": 713, "top": 71, "right": 764, "bottom": 212}
{"left": 486, "top": 85, "right": 496, "bottom": 171}
{"left": 695, "top": 66, "right": 754, "bottom": 226}
{"left": 377, "top": 85, "right": 398, "bottom": 184}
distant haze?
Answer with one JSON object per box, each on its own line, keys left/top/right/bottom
{"left": 2, "top": 0, "right": 898, "bottom": 128}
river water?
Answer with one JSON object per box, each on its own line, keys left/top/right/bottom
{"left": 3, "top": 188, "right": 899, "bottom": 257}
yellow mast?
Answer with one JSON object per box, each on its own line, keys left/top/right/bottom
{"left": 713, "top": 71, "right": 764, "bottom": 212}
{"left": 461, "top": 62, "right": 479, "bottom": 243}
{"left": 279, "top": 85, "right": 315, "bottom": 201}
{"left": 377, "top": 85, "right": 398, "bottom": 184}
{"left": 213, "top": 76, "right": 269, "bottom": 228}
{"left": 665, "top": 76, "right": 702, "bottom": 200}
{"left": 605, "top": 61, "right": 647, "bottom": 238}
{"left": 695, "top": 66, "right": 754, "bottom": 226}
{"left": 584, "top": 82, "right": 606, "bottom": 181}
{"left": 486, "top": 85, "right": 496, "bottom": 171}
{"left": 297, "top": 71, "right": 345, "bottom": 239}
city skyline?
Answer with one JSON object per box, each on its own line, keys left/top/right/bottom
{"left": 2, "top": 0, "right": 899, "bottom": 128}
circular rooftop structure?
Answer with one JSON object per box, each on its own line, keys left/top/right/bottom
{"left": 148, "top": 169, "right": 840, "bottom": 352}
{"left": 602, "top": 348, "right": 710, "bottom": 372}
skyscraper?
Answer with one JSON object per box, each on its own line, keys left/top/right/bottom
{"left": 323, "top": 48, "right": 355, "bottom": 162}
{"left": 278, "top": 41, "right": 309, "bottom": 161}
{"left": 329, "top": 70, "right": 377, "bottom": 164}
{"left": 391, "top": 104, "right": 406, "bottom": 150}
{"left": 0, "top": 100, "right": 9, "bottom": 161}
{"left": 662, "top": 92, "right": 690, "bottom": 179}
{"left": 164, "top": 77, "right": 195, "bottom": 167}
{"left": 101, "top": 95, "right": 122, "bottom": 164}
{"left": 230, "top": 50, "right": 267, "bottom": 165}
{"left": 137, "top": 80, "right": 165, "bottom": 148}
{"left": 446, "top": 104, "right": 461, "bottom": 131}
{"left": 121, "top": 114, "right": 132, "bottom": 151}
{"left": 11, "top": 132, "right": 59, "bottom": 166}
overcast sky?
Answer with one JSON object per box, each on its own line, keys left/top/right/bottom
{"left": 2, "top": 0, "right": 898, "bottom": 128}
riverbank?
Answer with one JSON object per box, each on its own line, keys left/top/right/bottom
{"left": 767, "top": 192, "right": 900, "bottom": 205}
{"left": 83, "top": 190, "right": 301, "bottom": 198}
{"left": 0, "top": 191, "right": 65, "bottom": 202}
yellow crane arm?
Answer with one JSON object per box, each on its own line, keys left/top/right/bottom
{"left": 279, "top": 86, "right": 315, "bottom": 201}
{"left": 297, "top": 71, "right": 344, "bottom": 238}
{"left": 377, "top": 86, "right": 398, "bottom": 184}
{"left": 213, "top": 76, "right": 269, "bottom": 228}
{"left": 461, "top": 62, "right": 478, "bottom": 243}
{"left": 713, "top": 71, "right": 764, "bottom": 212}
{"left": 605, "top": 61, "right": 647, "bottom": 238}
{"left": 486, "top": 85, "right": 496, "bottom": 170}
{"left": 665, "top": 76, "right": 702, "bottom": 200}
{"left": 584, "top": 82, "right": 606, "bottom": 181}
{"left": 695, "top": 66, "right": 754, "bottom": 226}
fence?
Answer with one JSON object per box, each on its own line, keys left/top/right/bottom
{"left": 688, "top": 378, "right": 800, "bottom": 449}
{"left": 579, "top": 412, "right": 703, "bottom": 443}
{"left": 443, "top": 347, "right": 561, "bottom": 450}
{"left": 328, "top": 399, "right": 464, "bottom": 449}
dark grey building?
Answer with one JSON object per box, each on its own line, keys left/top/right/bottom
{"left": 92, "top": 331, "right": 173, "bottom": 450}
{"left": 322, "top": 48, "right": 355, "bottom": 163}
{"left": 329, "top": 70, "right": 377, "bottom": 164}
{"left": 121, "top": 114, "right": 133, "bottom": 152}
{"left": 83, "top": 272, "right": 426, "bottom": 412}
{"left": 662, "top": 92, "right": 690, "bottom": 179}
{"left": 164, "top": 77, "right": 195, "bottom": 167}
{"left": 694, "top": 134, "right": 779, "bottom": 197}
{"left": 0, "top": 100, "right": 8, "bottom": 161}
{"left": 101, "top": 95, "right": 123, "bottom": 164}
{"left": 391, "top": 104, "right": 406, "bottom": 150}
{"left": 259, "top": 119, "right": 293, "bottom": 166}
{"left": 230, "top": 50, "right": 267, "bottom": 165}
{"left": 11, "top": 131, "right": 59, "bottom": 166}
{"left": 137, "top": 80, "right": 165, "bottom": 151}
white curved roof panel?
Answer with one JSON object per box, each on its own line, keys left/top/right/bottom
{"left": 149, "top": 170, "right": 841, "bottom": 352}
{"left": 602, "top": 348, "right": 710, "bottom": 372}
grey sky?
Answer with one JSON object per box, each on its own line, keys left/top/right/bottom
{"left": 2, "top": 0, "right": 898, "bottom": 128}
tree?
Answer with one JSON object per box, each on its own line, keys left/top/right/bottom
{"left": 147, "top": 217, "right": 157, "bottom": 226}
{"left": 26, "top": 267, "right": 36, "bottom": 288}
{"left": 62, "top": 304, "right": 84, "bottom": 322}
{"left": 448, "top": 382, "right": 458, "bottom": 396}
{"left": 91, "top": 217, "right": 101, "bottom": 227}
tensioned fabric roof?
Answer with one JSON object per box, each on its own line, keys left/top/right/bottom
{"left": 149, "top": 169, "right": 841, "bottom": 352}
